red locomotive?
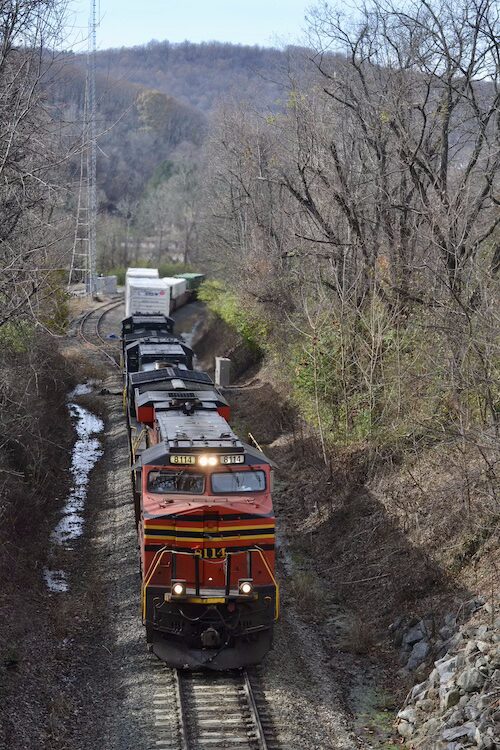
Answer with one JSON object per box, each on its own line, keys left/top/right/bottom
{"left": 123, "top": 308, "right": 278, "bottom": 670}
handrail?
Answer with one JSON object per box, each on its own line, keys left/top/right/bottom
{"left": 142, "top": 545, "right": 169, "bottom": 620}
{"left": 142, "top": 546, "right": 201, "bottom": 620}
{"left": 255, "top": 547, "right": 280, "bottom": 621}
{"left": 132, "top": 427, "right": 146, "bottom": 457}
{"left": 141, "top": 546, "right": 279, "bottom": 621}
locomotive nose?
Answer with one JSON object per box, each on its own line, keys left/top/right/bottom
{"left": 200, "top": 627, "right": 221, "bottom": 648}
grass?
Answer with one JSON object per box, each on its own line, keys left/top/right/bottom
{"left": 352, "top": 685, "right": 400, "bottom": 748}
{"left": 337, "top": 613, "right": 375, "bottom": 654}
{"left": 290, "top": 571, "right": 328, "bottom": 622}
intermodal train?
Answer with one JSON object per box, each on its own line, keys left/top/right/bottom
{"left": 122, "top": 269, "right": 278, "bottom": 670}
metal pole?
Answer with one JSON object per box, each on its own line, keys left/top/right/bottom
{"left": 87, "top": 0, "right": 97, "bottom": 296}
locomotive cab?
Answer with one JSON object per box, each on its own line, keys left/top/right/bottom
{"left": 137, "top": 425, "right": 278, "bottom": 670}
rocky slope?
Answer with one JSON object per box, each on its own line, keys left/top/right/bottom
{"left": 394, "top": 601, "right": 499, "bottom": 749}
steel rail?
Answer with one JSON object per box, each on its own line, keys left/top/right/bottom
{"left": 243, "top": 668, "right": 270, "bottom": 750}
{"left": 78, "top": 298, "right": 122, "bottom": 369}
{"left": 173, "top": 667, "right": 270, "bottom": 750}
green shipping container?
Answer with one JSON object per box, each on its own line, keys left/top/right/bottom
{"left": 174, "top": 273, "right": 205, "bottom": 291}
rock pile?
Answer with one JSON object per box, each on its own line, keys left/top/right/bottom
{"left": 393, "top": 605, "right": 499, "bottom": 749}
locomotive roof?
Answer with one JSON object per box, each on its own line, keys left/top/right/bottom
{"left": 136, "top": 389, "right": 228, "bottom": 408}
{"left": 156, "top": 409, "right": 240, "bottom": 451}
{"left": 123, "top": 329, "right": 172, "bottom": 343}
{"left": 125, "top": 338, "right": 192, "bottom": 354}
{"left": 124, "top": 314, "right": 173, "bottom": 325}
{"left": 129, "top": 367, "right": 213, "bottom": 388}
{"left": 133, "top": 378, "right": 215, "bottom": 395}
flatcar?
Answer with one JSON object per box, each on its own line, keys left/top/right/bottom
{"left": 121, "top": 286, "right": 278, "bottom": 670}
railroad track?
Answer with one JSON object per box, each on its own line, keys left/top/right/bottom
{"left": 78, "top": 301, "right": 279, "bottom": 748}
{"left": 77, "top": 298, "right": 123, "bottom": 368}
{"left": 151, "top": 666, "right": 277, "bottom": 750}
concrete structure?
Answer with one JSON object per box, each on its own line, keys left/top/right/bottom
{"left": 215, "top": 357, "right": 231, "bottom": 388}
{"left": 95, "top": 275, "right": 117, "bottom": 295}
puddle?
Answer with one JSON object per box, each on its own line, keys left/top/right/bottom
{"left": 51, "top": 402, "right": 104, "bottom": 545}
{"left": 68, "top": 380, "right": 99, "bottom": 398}
{"left": 44, "top": 383, "right": 104, "bottom": 593}
{"left": 43, "top": 568, "right": 69, "bottom": 593}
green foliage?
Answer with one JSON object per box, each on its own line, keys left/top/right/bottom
{"left": 286, "top": 303, "right": 456, "bottom": 446}
{"left": 198, "top": 280, "right": 268, "bottom": 351}
{"left": 136, "top": 89, "right": 171, "bottom": 132}
{"left": 148, "top": 160, "right": 175, "bottom": 189}
{"left": 41, "top": 271, "right": 70, "bottom": 334}
{"left": 0, "top": 321, "right": 34, "bottom": 353}
{"left": 158, "top": 261, "right": 196, "bottom": 278}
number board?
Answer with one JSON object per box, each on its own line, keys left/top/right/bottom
{"left": 220, "top": 455, "right": 245, "bottom": 465}
{"left": 170, "top": 454, "right": 245, "bottom": 465}
{"left": 170, "top": 455, "right": 196, "bottom": 465}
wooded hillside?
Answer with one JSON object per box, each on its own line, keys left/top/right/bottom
{"left": 71, "top": 40, "right": 288, "bottom": 112}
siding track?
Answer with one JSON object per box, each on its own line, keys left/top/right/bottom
{"left": 77, "top": 298, "right": 122, "bottom": 368}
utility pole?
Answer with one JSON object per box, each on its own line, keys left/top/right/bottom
{"left": 87, "top": 0, "right": 97, "bottom": 296}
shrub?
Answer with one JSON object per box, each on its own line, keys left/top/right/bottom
{"left": 198, "top": 279, "right": 268, "bottom": 351}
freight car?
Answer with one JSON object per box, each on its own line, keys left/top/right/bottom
{"left": 122, "top": 299, "right": 278, "bottom": 670}
{"left": 124, "top": 267, "right": 205, "bottom": 318}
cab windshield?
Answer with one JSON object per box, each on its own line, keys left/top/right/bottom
{"left": 211, "top": 470, "right": 266, "bottom": 494}
{"left": 148, "top": 470, "right": 205, "bottom": 494}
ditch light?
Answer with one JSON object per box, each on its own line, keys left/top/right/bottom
{"left": 238, "top": 579, "right": 254, "bottom": 596}
{"left": 171, "top": 580, "right": 186, "bottom": 597}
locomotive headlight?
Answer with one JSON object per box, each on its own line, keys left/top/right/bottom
{"left": 198, "top": 455, "right": 217, "bottom": 467}
{"left": 238, "top": 579, "right": 254, "bottom": 595}
{"left": 171, "top": 580, "right": 186, "bottom": 597}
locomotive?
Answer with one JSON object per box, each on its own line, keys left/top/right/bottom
{"left": 121, "top": 274, "right": 278, "bottom": 670}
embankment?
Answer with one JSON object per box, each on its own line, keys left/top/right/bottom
{"left": 196, "top": 311, "right": 499, "bottom": 749}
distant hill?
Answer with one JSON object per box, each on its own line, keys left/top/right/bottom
{"left": 51, "top": 57, "right": 207, "bottom": 207}
{"left": 54, "top": 41, "right": 312, "bottom": 209}
{"left": 70, "top": 40, "right": 291, "bottom": 113}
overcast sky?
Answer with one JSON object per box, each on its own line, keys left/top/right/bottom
{"left": 68, "top": 0, "right": 311, "bottom": 51}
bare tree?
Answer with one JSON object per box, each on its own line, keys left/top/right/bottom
{"left": 203, "top": 0, "right": 499, "bottom": 481}
{"left": 0, "top": 0, "right": 71, "bottom": 330}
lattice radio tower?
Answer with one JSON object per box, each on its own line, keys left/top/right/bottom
{"left": 68, "top": 0, "right": 98, "bottom": 295}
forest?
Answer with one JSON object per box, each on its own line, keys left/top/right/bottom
{"left": 1, "top": 0, "right": 498, "bottom": 614}
{"left": 0, "top": 0, "right": 498, "bottom": 747}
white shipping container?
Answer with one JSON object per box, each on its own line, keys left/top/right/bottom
{"left": 125, "top": 278, "right": 171, "bottom": 317}
{"left": 125, "top": 267, "right": 159, "bottom": 281}
{"left": 162, "top": 276, "right": 187, "bottom": 298}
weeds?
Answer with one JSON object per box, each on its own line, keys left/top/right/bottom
{"left": 290, "top": 571, "right": 328, "bottom": 622}
{"left": 337, "top": 614, "right": 375, "bottom": 655}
